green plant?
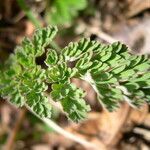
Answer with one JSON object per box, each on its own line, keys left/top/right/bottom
{"left": 0, "top": 26, "right": 150, "bottom": 123}
{"left": 45, "top": 0, "right": 87, "bottom": 25}
{"left": 17, "top": 0, "right": 87, "bottom": 26}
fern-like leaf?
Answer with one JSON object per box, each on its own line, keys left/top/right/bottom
{"left": 1, "top": 26, "right": 150, "bottom": 122}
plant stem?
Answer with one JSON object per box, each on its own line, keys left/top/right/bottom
{"left": 43, "top": 118, "right": 98, "bottom": 149}
{"left": 25, "top": 105, "right": 99, "bottom": 149}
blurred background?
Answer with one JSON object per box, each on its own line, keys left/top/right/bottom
{"left": 0, "top": 0, "right": 150, "bottom": 150}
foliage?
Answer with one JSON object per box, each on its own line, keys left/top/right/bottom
{"left": 17, "top": 0, "right": 87, "bottom": 26}
{"left": 0, "top": 26, "right": 150, "bottom": 122}
{"left": 46, "top": 0, "right": 87, "bottom": 25}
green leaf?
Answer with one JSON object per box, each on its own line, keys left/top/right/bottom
{"left": 51, "top": 83, "right": 90, "bottom": 122}
{"left": 112, "top": 65, "right": 126, "bottom": 74}
{"left": 75, "top": 50, "right": 93, "bottom": 73}
{"left": 119, "top": 69, "right": 135, "bottom": 79}
{"left": 10, "top": 92, "right": 25, "bottom": 107}
{"left": 15, "top": 47, "right": 35, "bottom": 67}
{"left": 51, "top": 83, "right": 70, "bottom": 100}
{"left": 22, "top": 37, "right": 34, "bottom": 55}
{"left": 26, "top": 92, "right": 51, "bottom": 118}
{"left": 45, "top": 49, "right": 58, "bottom": 66}
{"left": 62, "top": 38, "right": 101, "bottom": 61}
{"left": 33, "top": 26, "right": 58, "bottom": 56}
{"left": 46, "top": 62, "right": 70, "bottom": 83}
{"left": 62, "top": 97, "right": 90, "bottom": 122}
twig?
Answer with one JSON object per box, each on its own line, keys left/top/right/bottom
{"left": 88, "top": 26, "right": 117, "bottom": 43}
{"left": 4, "top": 108, "right": 26, "bottom": 150}
{"left": 79, "top": 20, "right": 117, "bottom": 43}
{"left": 25, "top": 105, "right": 100, "bottom": 150}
